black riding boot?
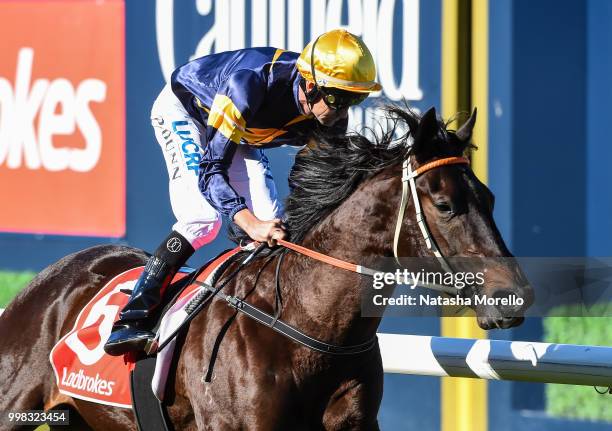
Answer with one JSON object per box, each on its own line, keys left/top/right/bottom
{"left": 104, "top": 231, "right": 194, "bottom": 356}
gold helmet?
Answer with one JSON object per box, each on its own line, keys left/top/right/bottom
{"left": 297, "top": 29, "right": 381, "bottom": 94}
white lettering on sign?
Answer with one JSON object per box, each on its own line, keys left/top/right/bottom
{"left": 0, "top": 48, "right": 106, "bottom": 172}
{"left": 155, "top": 0, "right": 423, "bottom": 102}
{"left": 61, "top": 367, "right": 116, "bottom": 396}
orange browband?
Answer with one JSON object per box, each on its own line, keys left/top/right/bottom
{"left": 414, "top": 156, "right": 470, "bottom": 177}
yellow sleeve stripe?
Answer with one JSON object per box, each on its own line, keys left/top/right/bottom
{"left": 207, "top": 95, "right": 246, "bottom": 144}
{"left": 271, "top": 48, "right": 285, "bottom": 70}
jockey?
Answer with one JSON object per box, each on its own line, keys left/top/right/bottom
{"left": 104, "top": 29, "right": 381, "bottom": 356}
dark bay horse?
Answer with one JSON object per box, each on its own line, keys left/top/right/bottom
{"left": 0, "top": 107, "right": 532, "bottom": 430}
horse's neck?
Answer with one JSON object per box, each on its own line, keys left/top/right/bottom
{"left": 283, "top": 173, "right": 419, "bottom": 346}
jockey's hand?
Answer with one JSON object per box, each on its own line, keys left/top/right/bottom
{"left": 233, "top": 208, "right": 287, "bottom": 247}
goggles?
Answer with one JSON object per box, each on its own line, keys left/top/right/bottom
{"left": 319, "top": 87, "right": 369, "bottom": 111}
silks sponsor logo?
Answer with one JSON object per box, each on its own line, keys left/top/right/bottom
{"left": 0, "top": 0, "right": 125, "bottom": 237}
{"left": 172, "top": 120, "right": 201, "bottom": 175}
{"left": 155, "top": 0, "right": 424, "bottom": 132}
{"left": 61, "top": 367, "right": 116, "bottom": 397}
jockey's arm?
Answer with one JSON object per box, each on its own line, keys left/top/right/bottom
{"left": 198, "top": 70, "right": 286, "bottom": 246}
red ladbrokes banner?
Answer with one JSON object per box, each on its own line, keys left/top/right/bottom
{"left": 50, "top": 247, "right": 241, "bottom": 407}
{"left": 0, "top": 0, "right": 125, "bottom": 237}
{"left": 50, "top": 268, "right": 140, "bottom": 408}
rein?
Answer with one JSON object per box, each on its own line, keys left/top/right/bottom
{"left": 276, "top": 239, "right": 377, "bottom": 276}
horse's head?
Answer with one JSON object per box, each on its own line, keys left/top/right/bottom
{"left": 391, "top": 106, "right": 533, "bottom": 329}
{"left": 285, "top": 106, "right": 533, "bottom": 330}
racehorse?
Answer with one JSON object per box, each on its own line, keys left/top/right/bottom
{"left": 0, "top": 107, "right": 532, "bottom": 430}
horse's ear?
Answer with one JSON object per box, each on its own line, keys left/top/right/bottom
{"left": 456, "top": 108, "right": 477, "bottom": 142}
{"left": 412, "top": 107, "right": 440, "bottom": 159}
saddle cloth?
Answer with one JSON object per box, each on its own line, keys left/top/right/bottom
{"left": 49, "top": 246, "right": 243, "bottom": 408}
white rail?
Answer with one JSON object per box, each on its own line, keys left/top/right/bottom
{"left": 378, "top": 333, "right": 612, "bottom": 387}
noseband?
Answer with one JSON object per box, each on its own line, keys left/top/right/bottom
{"left": 393, "top": 156, "right": 471, "bottom": 272}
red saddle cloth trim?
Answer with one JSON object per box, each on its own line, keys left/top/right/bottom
{"left": 49, "top": 246, "right": 242, "bottom": 408}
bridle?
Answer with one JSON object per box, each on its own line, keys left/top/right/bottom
{"left": 393, "top": 155, "right": 471, "bottom": 272}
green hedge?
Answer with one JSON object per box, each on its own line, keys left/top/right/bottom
{"left": 0, "top": 271, "right": 36, "bottom": 308}
{"left": 544, "top": 309, "right": 612, "bottom": 422}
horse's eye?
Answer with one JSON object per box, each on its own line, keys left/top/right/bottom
{"left": 434, "top": 202, "right": 453, "bottom": 213}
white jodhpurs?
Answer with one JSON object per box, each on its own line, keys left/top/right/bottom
{"left": 150, "top": 85, "right": 284, "bottom": 250}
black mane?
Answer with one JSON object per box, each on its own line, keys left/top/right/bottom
{"left": 229, "top": 106, "right": 472, "bottom": 244}
{"left": 284, "top": 127, "right": 406, "bottom": 243}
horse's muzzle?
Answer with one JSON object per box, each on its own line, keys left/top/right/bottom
{"left": 474, "top": 284, "right": 534, "bottom": 330}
